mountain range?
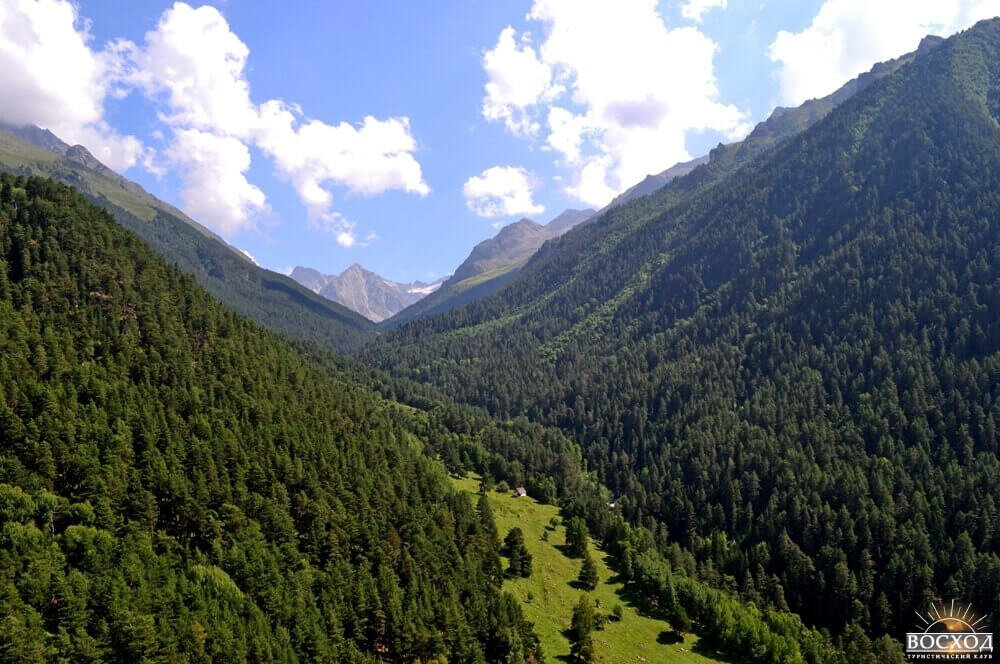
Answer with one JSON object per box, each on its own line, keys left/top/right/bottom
{"left": 4, "top": 16, "right": 1000, "bottom": 663}
{"left": 289, "top": 263, "right": 446, "bottom": 322}
{"left": 381, "top": 33, "right": 946, "bottom": 331}
{"left": 383, "top": 207, "right": 594, "bottom": 328}
{"left": 370, "top": 19, "right": 1000, "bottom": 648}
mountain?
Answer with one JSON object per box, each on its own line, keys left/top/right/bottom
{"left": 384, "top": 31, "right": 939, "bottom": 334}
{"left": 543, "top": 208, "right": 596, "bottom": 234}
{"left": 289, "top": 263, "right": 446, "bottom": 322}
{"left": 603, "top": 154, "right": 710, "bottom": 211}
{"left": 0, "top": 125, "right": 376, "bottom": 353}
{"left": 384, "top": 208, "right": 593, "bottom": 328}
{"left": 369, "top": 19, "right": 1000, "bottom": 647}
{"left": 598, "top": 35, "right": 948, "bottom": 219}
{"left": 0, "top": 173, "right": 543, "bottom": 662}
{"left": 450, "top": 218, "right": 553, "bottom": 282}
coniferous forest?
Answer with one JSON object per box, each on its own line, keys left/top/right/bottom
{"left": 0, "top": 175, "right": 540, "bottom": 663}
{"left": 369, "top": 17, "right": 1000, "bottom": 655}
{"left": 2, "top": 11, "right": 1000, "bottom": 664}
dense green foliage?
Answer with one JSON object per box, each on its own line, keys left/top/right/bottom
{"left": 0, "top": 175, "right": 540, "bottom": 662}
{"left": 576, "top": 553, "right": 598, "bottom": 590}
{"left": 564, "top": 517, "right": 589, "bottom": 559}
{"left": 502, "top": 528, "right": 532, "bottom": 578}
{"left": 370, "top": 18, "right": 1000, "bottom": 648}
{"left": 0, "top": 129, "right": 376, "bottom": 354}
{"left": 568, "top": 595, "right": 595, "bottom": 664}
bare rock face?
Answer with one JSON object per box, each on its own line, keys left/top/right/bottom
{"left": 290, "top": 263, "right": 446, "bottom": 323}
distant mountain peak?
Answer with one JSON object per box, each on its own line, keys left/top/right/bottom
{"left": 385, "top": 207, "right": 596, "bottom": 328}
{"left": 289, "top": 263, "right": 447, "bottom": 322}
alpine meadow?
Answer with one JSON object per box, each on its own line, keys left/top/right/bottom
{"left": 1, "top": 2, "right": 1000, "bottom": 663}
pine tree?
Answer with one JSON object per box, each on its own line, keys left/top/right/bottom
{"left": 503, "top": 527, "right": 533, "bottom": 578}
{"left": 578, "top": 553, "right": 598, "bottom": 590}
{"left": 565, "top": 517, "right": 589, "bottom": 558}
{"left": 569, "top": 595, "right": 595, "bottom": 663}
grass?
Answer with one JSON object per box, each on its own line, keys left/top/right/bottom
{"left": 451, "top": 475, "right": 737, "bottom": 664}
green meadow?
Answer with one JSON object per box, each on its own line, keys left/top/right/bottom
{"left": 451, "top": 475, "right": 737, "bottom": 663}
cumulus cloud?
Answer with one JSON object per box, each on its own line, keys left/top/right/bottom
{"left": 167, "top": 129, "right": 267, "bottom": 236}
{"left": 463, "top": 166, "right": 545, "bottom": 218}
{"left": 482, "top": 27, "right": 558, "bottom": 136}
{"left": 481, "top": 0, "right": 748, "bottom": 207}
{"left": 681, "top": 0, "right": 728, "bottom": 22}
{"left": 127, "top": 2, "right": 259, "bottom": 135}
{"left": 769, "top": 0, "right": 1000, "bottom": 106}
{"left": 308, "top": 211, "right": 358, "bottom": 248}
{"left": 0, "top": 0, "right": 146, "bottom": 171}
{"left": 120, "top": 2, "right": 429, "bottom": 240}
{"left": 256, "top": 101, "right": 429, "bottom": 212}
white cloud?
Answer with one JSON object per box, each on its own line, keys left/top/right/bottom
{"left": 769, "top": 0, "right": 1000, "bottom": 106}
{"left": 0, "top": 0, "right": 146, "bottom": 171}
{"left": 481, "top": 0, "right": 748, "bottom": 207}
{"left": 121, "top": 2, "right": 429, "bottom": 241}
{"left": 256, "top": 100, "right": 429, "bottom": 218}
{"left": 681, "top": 0, "right": 728, "bottom": 22}
{"left": 463, "top": 166, "right": 545, "bottom": 218}
{"left": 167, "top": 129, "right": 267, "bottom": 236}
{"left": 482, "top": 27, "right": 558, "bottom": 136}
{"left": 128, "top": 2, "right": 258, "bottom": 136}
{"left": 306, "top": 209, "right": 358, "bottom": 248}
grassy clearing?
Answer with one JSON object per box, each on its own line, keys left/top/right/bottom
{"left": 451, "top": 475, "right": 737, "bottom": 663}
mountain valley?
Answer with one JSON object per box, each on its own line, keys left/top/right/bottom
{"left": 1, "top": 6, "right": 999, "bottom": 664}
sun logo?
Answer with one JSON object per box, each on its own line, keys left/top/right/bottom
{"left": 906, "top": 600, "right": 993, "bottom": 659}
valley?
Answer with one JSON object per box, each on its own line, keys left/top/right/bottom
{"left": 1, "top": 4, "right": 999, "bottom": 663}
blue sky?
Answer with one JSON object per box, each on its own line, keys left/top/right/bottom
{"left": 1, "top": 0, "right": 997, "bottom": 282}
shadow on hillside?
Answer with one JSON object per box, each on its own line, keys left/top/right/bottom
{"left": 554, "top": 543, "right": 582, "bottom": 559}
{"left": 603, "top": 571, "right": 742, "bottom": 663}
{"left": 691, "top": 639, "right": 740, "bottom": 663}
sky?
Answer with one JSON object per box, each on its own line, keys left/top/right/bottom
{"left": 1, "top": 0, "right": 998, "bottom": 282}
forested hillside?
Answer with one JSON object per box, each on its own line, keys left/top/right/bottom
{"left": 369, "top": 18, "right": 1000, "bottom": 646}
{"left": 0, "top": 128, "right": 376, "bottom": 354}
{"left": 0, "top": 174, "right": 540, "bottom": 662}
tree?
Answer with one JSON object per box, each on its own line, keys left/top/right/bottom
{"left": 577, "top": 553, "right": 598, "bottom": 590}
{"left": 569, "top": 634, "right": 594, "bottom": 664}
{"left": 565, "top": 517, "right": 589, "bottom": 558}
{"left": 568, "top": 595, "right": 595, "bottom": 663}
{"left": 503, "top": 528, "right": 533, "bottom": 578}
{"left": 0, "top": 174, "right": 546, "bottom": 663}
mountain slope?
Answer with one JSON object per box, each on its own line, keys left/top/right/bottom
{"left": 603, "top": 155, "right": 709, "bottom": 211}
{"left": 451, "top": 219, "right": 553, "bottom": 283}
{"left": 0, "top": 173, "right": 541, "bottom": 662}
{"left": 289, "top": 263, "right": 444, "bottom": 322}
{"left": 450, "top": 475, "right": 731, "bottom": 664}
{"left": 0, "top": 126, "right": 376, "bottom": 353}
{"left": 384, "top": 36, "right": 934, "bottom": 333}
{"left": 385, "top": 209, "right": 593, "bottom": 329}
{"left": 540, "top": 208, "right": 594, "bottom": 235}
{"left": 369, "top": 20, "right": 1000, "bottom": 644}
